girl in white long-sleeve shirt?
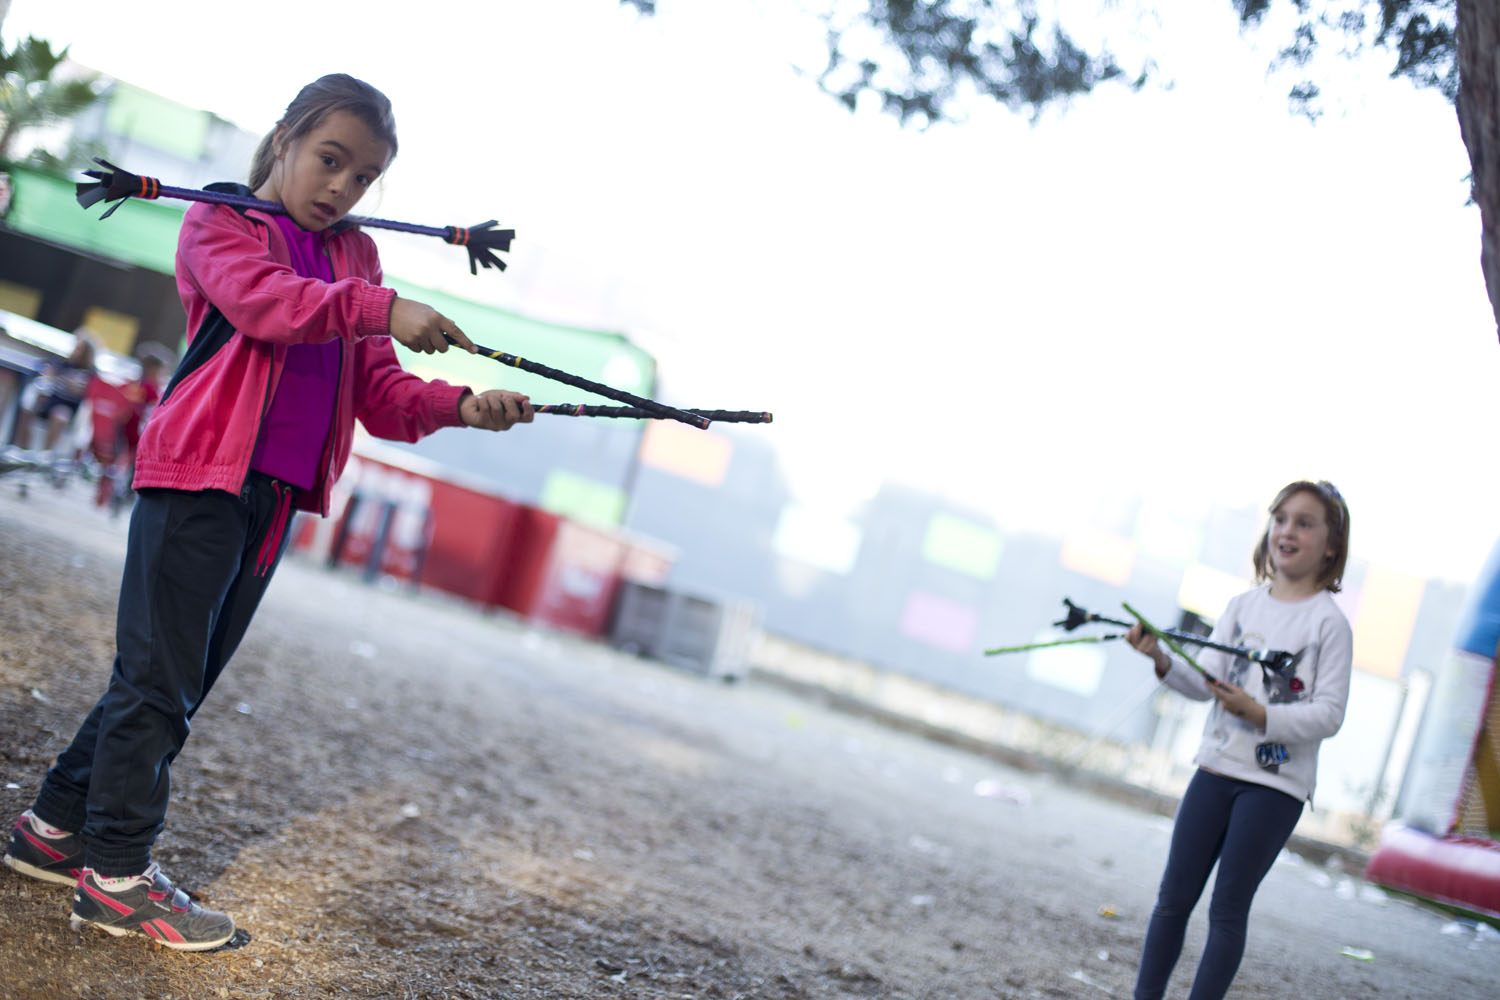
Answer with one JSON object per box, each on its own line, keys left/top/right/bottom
{"left": 1127, "top": 480, "right": 1353, "bottom": 1000}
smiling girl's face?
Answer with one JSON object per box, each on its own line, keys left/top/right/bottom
{"left": 1266, "top": 489, "right": 1334, "bottom": 591}
{"left": 255, "top": 110, "right": 392, "bottom": 231}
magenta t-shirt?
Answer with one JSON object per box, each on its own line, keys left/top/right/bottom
{"left": 249, "top": 216, "right": 343, "bottom": 490}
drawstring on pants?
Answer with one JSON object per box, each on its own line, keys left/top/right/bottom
{"left": 253, "top": 480, "right": 296, "bottom": 577}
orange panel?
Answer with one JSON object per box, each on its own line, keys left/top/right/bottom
{"left": 1352, "top": 566, "right": 1426, "bottom": 679}
{"left": 639, "top": 420, "right": 732, "bottom": 487}
{"left": 1060, "top": 529, "right": 1135, "bottom": 587}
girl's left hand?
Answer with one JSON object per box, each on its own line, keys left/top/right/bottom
{"left": 460, "top": 390, "right": 534, "bottom": 430}
{"left": 1208, "top": 678, "right": 1267, "bottom": 729}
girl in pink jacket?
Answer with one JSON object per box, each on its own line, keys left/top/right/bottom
{"left": 3, "top": 74, "right": 532, "bottom": 950}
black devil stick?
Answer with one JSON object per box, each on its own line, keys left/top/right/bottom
{"left": 75, "top": 159, "right": 512, "bottom": 275}
{"left": 449, "top": 335, "right": 711, "bottom": 430}
{"left": 77, "top": 160, "right": 739, "bottom": 432}
{"left": 534, "top": 404, "right": 772, "bottom": 423}
{"left": 1052, "top": 598, "right": 1296, "bottom": 672}
{"left": 985, "top": 598, "right": 1297, "bottom": 676}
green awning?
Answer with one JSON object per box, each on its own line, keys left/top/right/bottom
{"left": 6, "top": 163, "right": 186, "bottom": 271}
{"left": 105, "top": 84, "right": 212, "bottom": 161}
{"left": 386, "top": 277, "right": 654, "bottom": 401}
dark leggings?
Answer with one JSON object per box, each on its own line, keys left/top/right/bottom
{"left": 32, "top": 476, "right": 297, "bottom": 876}
{"left": 1133, "top": 768, "right": 1304, "bottom": 1000}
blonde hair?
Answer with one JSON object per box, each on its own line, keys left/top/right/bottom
{"left": 249, "top": 74, "right": 398, "bottom": 190}
{"left": 1252, "top": 481, "right": 1351, "bottom": 593}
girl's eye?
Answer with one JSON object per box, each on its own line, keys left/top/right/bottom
{"left": 356, "top": 174, "right": 372, "bottom": 187}
{"left": 321, "top": 154, "right": 338, "bottom": 168}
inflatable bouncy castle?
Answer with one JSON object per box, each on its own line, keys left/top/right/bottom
{"left": 1365, "top": 540, "right": 1500, "bottom": 919}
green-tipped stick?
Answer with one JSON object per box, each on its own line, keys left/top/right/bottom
{"left": 1121, "top": 601, "right": 1212, "bottom": 680}
{"left": 983, "top": 634, "right": 1122, "bottom": 657}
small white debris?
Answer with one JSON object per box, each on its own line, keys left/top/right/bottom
{"left": 1305, "top": 868, "right": 1334, "bottom": 889}
{"left": 235, "top": 702, "right": 253, "bottom": 716}
{"left": 399, "top": 802, "right": 421, "bottom": 818}
{"left": 1068, "top": 968, "right": 1112, "bottom": 993}
{"left": 349, "top": 640, "right": 377, "bottom": 659}
{"left": 973, "top": 778, "right": 1031, "bottom": 806}
{"left": 910, "top": 894, "right": 935, "bottom": 907}
{"left": 30, "top": 688, "right": 50, "bottom": 705}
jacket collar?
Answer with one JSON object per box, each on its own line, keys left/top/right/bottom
{"left": 205, "top": 181, "right": 355, "bottom": 236}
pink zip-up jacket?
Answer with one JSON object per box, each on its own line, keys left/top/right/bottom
{"left": 134, "top": 194, "right": 469, "bottom": 515}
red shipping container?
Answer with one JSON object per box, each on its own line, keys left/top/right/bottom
{"left": 418, "top": 476, "right": 522, "bottom": 606}
{"left": 295, "top": 446, "right": 524, "bottom": 606}
{"left": 494, "top": 507, "right": 630, "bottom": 637}
{"left": 288, "top": 442, "right": 677, "bottom": 628}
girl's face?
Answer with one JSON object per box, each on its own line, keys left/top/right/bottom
{"left": 264, "top": 110, "right": 392, "bottom": 231}
{"left": 1267, "top": 490, "right": 1334, "bottom": 585}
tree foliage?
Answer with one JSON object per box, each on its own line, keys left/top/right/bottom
{"left": 646, "top": 2, "right": 1487, "bottom": 338}
{"left": 1240, "top": 0, "right": 1458, "bottom": 116}
{"left": 812, "top": 1, "right": 1143, "bottom": 124}
{"left": 620, "top": 1, "right": 1458, "bottom": 125}
{"left": 0, "top": 34, "right": 102, "bottom": 164}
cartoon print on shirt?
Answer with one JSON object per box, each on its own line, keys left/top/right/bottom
{"left": 1261, "top": 646, "right": 1309, "bottom": 704}
{"left": 1207, "top": 624, "right": 1315, "bottom": 773}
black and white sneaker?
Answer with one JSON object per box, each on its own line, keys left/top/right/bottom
{"left": 3, "top": 810, "right": 85, "bottom": 886}
{"left": 71, "top": 863, "right": 236, "bottom": 952}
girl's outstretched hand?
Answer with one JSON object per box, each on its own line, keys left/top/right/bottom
{"left": 1208, "top": 678, "right": 1267, "bottom": 729}
{"left": 460, "top": 389, "right": 534, "bottom": 431}
{"left": 390, "top": 296, "right": 477, "bottom": 354}
{"left": 1125, "top": 624, "right": 1171, "bottom": 679}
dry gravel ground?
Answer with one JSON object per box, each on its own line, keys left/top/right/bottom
{"left": 2, "top": 480, "right": 1499, "bottom": 1000}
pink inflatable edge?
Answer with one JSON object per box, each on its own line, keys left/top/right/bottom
{"left": 1365, "top": 822, "right": 1500, "bottom": 920}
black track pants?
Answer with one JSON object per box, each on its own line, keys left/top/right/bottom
{"left": 33, "top": 475, "right": 299, "bottom": 876}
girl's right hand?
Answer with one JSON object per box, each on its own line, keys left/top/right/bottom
{"left": 389, "top": 296, "right": 478, "bottom": 355}
{"left": 1126, "top": 624, "right": 1171, "bottom": 678}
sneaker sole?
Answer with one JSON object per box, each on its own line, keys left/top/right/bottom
{"left": 3, "top": 852, "right": 78, "bottom": 887}
{"left": 69, "top": 912, "right": 236, "bottom": 953}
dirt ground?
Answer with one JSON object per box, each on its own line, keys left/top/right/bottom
{"left": 2, "top": 480, "right": 1499, "bottom": 1000}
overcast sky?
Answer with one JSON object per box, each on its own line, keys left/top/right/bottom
{"left": 7, "top": 0, "right": 1496, "bottom": 586}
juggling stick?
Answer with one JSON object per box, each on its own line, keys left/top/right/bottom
{"left": 984, "top": 598, "right": 1292, "bottom": 683}
{"left": 1053, "top": 598, "right": 1296, "bottom": 673}
{"left": 75, "top": 159, "right": 513, "bottom": 274}
{"left": 449, "top": 334, "right": 711, "bottom": 430}
{"left": 1121, "top": 602, "right": 1211, "bottom": 679}
{"left": 534, "top": 404, "right": 772, "bottom": 423}
{"left": 983, "top": 634, "right": 1122, "bottom": 656}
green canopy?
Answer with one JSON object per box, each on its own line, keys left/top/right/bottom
{"left": 6, "top": 163, "right": 186, "bottom": 272}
